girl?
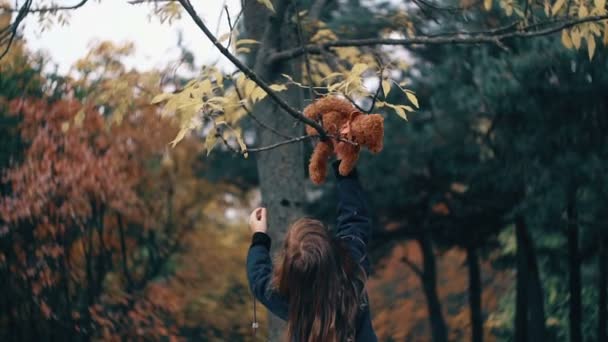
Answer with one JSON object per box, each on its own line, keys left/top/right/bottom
{"left": 246, "top": 160, "right": 378, "bottom": 342}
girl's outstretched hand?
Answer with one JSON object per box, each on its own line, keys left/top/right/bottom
{"left": 248, "top": 207, "right": 268, "bottom": 235}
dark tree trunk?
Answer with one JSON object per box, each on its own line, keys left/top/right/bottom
{"left": 567, "top": 190, "right": 582, "bottom": 342}
{"left": 418, "top": 235, "right": 448, "bottom": 342}
{"left": 245, "top": 1, "right": 306, "bottom": 340}
{"left": 599, "top": 238, "right": 607, "bottom": 342}
{"left": 515, "top": 217, "right": 529, "bottom": 342}
{"left": 515, "top": 216, "right": 547, "bottom": 341}
{"left": 466, "top": 246, "right": 483, "bottom": 342}
{"left": 523, "top": 223, "right": 547, "bottom": 341}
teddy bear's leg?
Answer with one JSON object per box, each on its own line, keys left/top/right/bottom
{"left": 309, "top": 141, "right": 333, "bottom": 184}
{"left": 338, "top": 144, "right": 360, "bottom": 176}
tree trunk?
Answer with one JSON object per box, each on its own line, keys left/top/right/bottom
{"left": 515, "top": 217, "right": 529, "bottom": 342}
{"left": 515, "top": 216, "right": 547, "bottom": 342}
{"left": 524, "top": 223, "right": 546, "bottom": 341}
{"left": 245, "top": 1, "right": 306, "bottom": 340}
{"left": 466, "top": 246, "right": 483, "bottom": 342}
{"left": 567, "top": 190, "right": 582, "bottom": 342}
{"left": 599, "top": 238, "right": 607, "bottom": 342}
{"left": 418, "top": 235, "right": 448, "bottom": 342}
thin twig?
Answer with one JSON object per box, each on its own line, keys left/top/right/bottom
{"left": 401, "top": 257, "right": 424, "bottom": 277}
{"left": 176, "top": 0, "right": 328, "bottom": 139}
{"left": 295, "top": 5, "right": 315, "bottom": 101}
{"left": 368, "top": 56, "right": 384, "bottom": 113}
{"left": 234, "top": 84, "right": 293, "bottom": 139}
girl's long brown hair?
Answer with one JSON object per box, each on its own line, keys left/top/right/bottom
{"left": 272, "top": 218, "right": 366, "bottom": 342}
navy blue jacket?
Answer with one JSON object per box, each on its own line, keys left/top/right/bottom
{"left": 246, "top": 162, "right": 378, "bottom": 341}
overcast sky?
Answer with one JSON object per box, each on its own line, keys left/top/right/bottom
{"left": 22, "top": 0, "right": 241, "bottom": 74}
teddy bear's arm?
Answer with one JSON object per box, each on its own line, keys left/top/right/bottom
{"left": 309, "top": 141, "right": 333, "bottom": 184}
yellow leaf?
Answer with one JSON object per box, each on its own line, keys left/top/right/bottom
{"left": 381, "top": 80, "right": 391, "bottom": 96}
{"left": 484, "top": 0, "right": 493, "bottom": 10}
{"left": 588, "top": 35, "right": 596, "bottom": 60}
{"left": 562, "top": 29, "right": 574, "bottom": 49}
{"left": 394, "top": 106, "right": 408, "bottom": 120}
{"left": 269, "top": 84, "right": 288, "bottom": 92}
{"left": 61, "top": 122, "right": 70, "bottom": 132}
{"left": 595, "top": 0, "right": 606, "bottom": 11}
{"left": 199, "top": 79, "right": 213, "bottom": 94}
{"left": 257, "top": 0, "right": 275, "bottom": 12}
{"left": 236, "top": 47, "right": 251, "bottom": 54}
{"left": 205, "top": 129, "right": 218, "bottom": 155}
{"left": 151, "top": 93, "right": 172, "bottom": 104}
{"left": 244, "top": 80, "right": 257, "bottom": 98}
{"left": 218, "top": 33, "right": 230, "bottom": 42}
{"left": 170, "top": 128, "right": 188, "bottom": 148}
{"left": 235, "top": 39, "right": 260, "bottom": 47}
{"left": 404, "top": 105, "right": 415, "bottom": 112}
{"left": 351, "top": 63, "right": 368, "bottom": 76}
{"left": 405, "top": 91, "right": 420, "bottom": 108}
{"left": 74, "top": 109, "right": 85, "bottom": 127}
{"left": 572, "top": 29, "right": 582, "bottom": 49}
{"left": 250, "top": 86, "right": 268, "bottom": 103}
{"left": 604, "top": 21, "right": 608, "bottom": 45}
{"left": 235, "top": 133, "right": 248, "bottom": 158}
{"left": 551, "top": 0, "right": 566, "bottom": 15}
{"left": 578, "top": 4, "right": 588, "bottom": 17}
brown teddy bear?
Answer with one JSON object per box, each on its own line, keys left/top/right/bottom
{"left": 304, "top": 96, "right": 384, "bottom": 184}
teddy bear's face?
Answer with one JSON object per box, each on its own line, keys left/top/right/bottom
{"left": 350, "top": 114, "right": 384, "bottom": 153}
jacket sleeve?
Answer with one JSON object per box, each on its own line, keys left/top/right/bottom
{"left": 246, "top": 232, "right": 288, "bottom": 321}
{"left": 333, "top": 161, "right": 372, "bottom": 275}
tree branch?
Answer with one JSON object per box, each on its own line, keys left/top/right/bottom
{"left": 0, "top": 0, "right": 89, "bottom": 13}
{"left": 268, "top": 14, "right": 608, "bottom": 63}
{"left": 402, "top": 256, "right": 424, "bottom": 277}
{"left": 176, "top": 0, "right": 328, "bottom": 139}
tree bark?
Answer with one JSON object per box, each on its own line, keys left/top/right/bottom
{"left": 515, "top": 216, "right": 547, "bottom": 342}
{"left": 418, "top": 235, "right": 448, "bottom": 342}
{"left": 245, "top": 1, "right": 306, "bottom": 340}
{"left": 515, "top": 217, "right": 529, "bottom": 342}
{"left": 599, "top": 238, "right": 607, "bottom": 342}
{"left": 524, "top": 224, "right": 547, "bottom": 342}
{"left": 466, "top": 246, "right": 483, "bottom": 342}
{"left": 567, "top": 189, "right": 582, "bottom": 342}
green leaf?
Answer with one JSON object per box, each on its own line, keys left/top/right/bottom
{"left": 257, "top": 0, "right": 275, "bottom": 12}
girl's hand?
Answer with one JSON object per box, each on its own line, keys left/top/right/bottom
{"left": 249, "top": 207, "right": 268, "bottom": 234}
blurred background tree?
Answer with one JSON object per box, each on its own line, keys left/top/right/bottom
{"left": 1, "top": 0, "right": 608, "bottom": 341}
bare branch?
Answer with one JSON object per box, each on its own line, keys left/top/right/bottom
{"left": 245, "top": 135, "right": 315, "bottom": 153}
{"left": 245, "top": 134, "right": 358, "bottom": 153}
{"left": 268, "top": 14, "right": 608, "bottom": 63}
{"left": 176, "top": 0, "right": 328, "bottom": 139}
{"left": 234, "top": 83, "right": 294, "bottom": 140}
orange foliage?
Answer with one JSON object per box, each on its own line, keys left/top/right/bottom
{"left": 0, "top": 96, "right": 256, "bottom": 340}
{"left": 368, "top": 242, "right": 512, "bottom": 341}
